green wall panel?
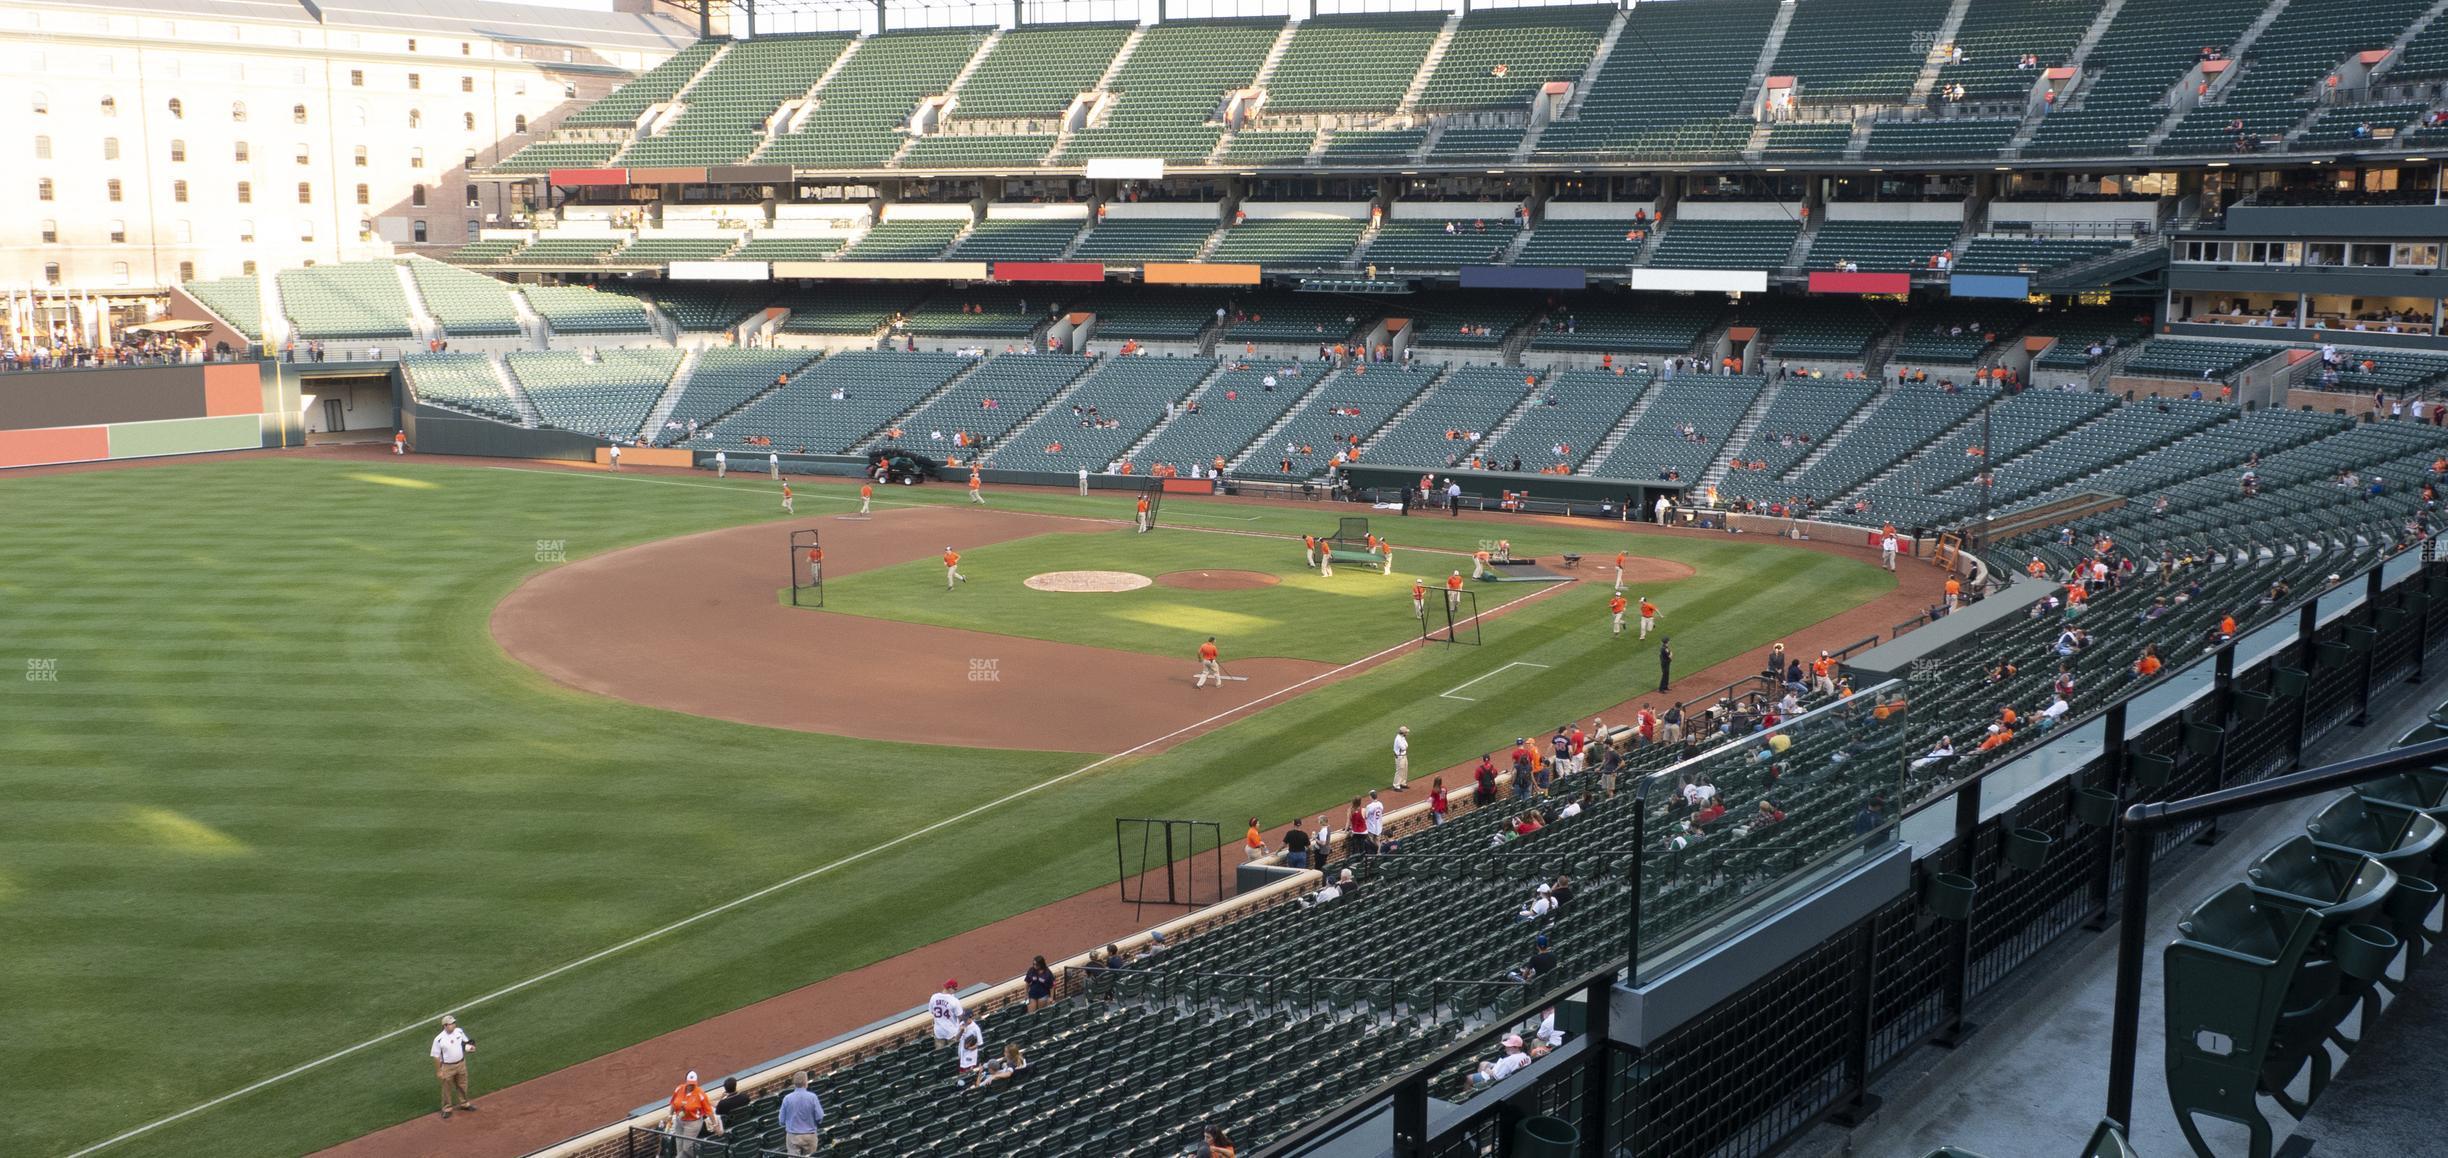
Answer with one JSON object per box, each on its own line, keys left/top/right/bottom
{"left": 106, "top": 414, "right": 266, "bottom": 460}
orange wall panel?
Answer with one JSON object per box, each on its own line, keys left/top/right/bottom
{"left": 0, "top": 425, "right": 111, "bottom": 468}
{"left": 202, "top": 363, "right": 263, "bottom": 417}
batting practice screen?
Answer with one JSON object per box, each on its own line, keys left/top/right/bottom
{"left": 1424, "top": 588, "right": 1481, "bottom": 645}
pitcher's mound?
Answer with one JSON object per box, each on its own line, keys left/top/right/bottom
{"left": 1025, "top": 570, "right": 1153, "bottom": 593}
{"left": 1155, "top": 570, "right": 1281, "bottom": 591}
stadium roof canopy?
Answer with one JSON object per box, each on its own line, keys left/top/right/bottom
{"left": 63, "top": 0, "right": 696, "bottom": 55}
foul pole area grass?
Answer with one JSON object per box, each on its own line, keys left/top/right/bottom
{"left": 0, "top": 458, "right": 1889, "bottom": 1158}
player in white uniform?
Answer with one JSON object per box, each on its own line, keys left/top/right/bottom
{"left": 928, "top": 981, "right": 965, "bottom": 1049}
{"left": 955, "top": 1011, "right": 984, "bottom": 1076}
{"left": 714, "top": 450, "right": 727, "bottom": 478}
{"left": 768, "top": 452, "right": 781, "bottom": 480}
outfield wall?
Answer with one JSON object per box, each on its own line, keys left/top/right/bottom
{"left": 0, "top": 360, "right": 303, "bottom": 469}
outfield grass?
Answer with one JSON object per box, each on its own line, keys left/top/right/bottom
{"left": 0, "top": 458, "right": 1888, "bottom": 1157}
{"left": 811, "top": 526, "right": 1549, "bottom": 661}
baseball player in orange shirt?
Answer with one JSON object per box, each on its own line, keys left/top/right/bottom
{"left": 859, "top": 482, "right": 874, "bottom": 516}
{"left": 1319, "top": 540, "right": 1334, "bottom": 577}
{"left": 968, "top": 467, "right": 986, "bottom": 505}
{"left": 1613, "top": 550, "right": 1628, "bottom": 592}
{"left": 807, "top": 545, "right": 823, "bottom": 586}
{"left": 1302, "top": 534, "right": 1318, "bottom": 568}
{"left": 1446, "top": 569, "right": 1464, "bottom": 613}
{"left": 1136, "top": 495, "right": 1152, "bottom": 533}
{"left": 1638, "top": 597, "right": 1658, "bottom": 639}
{"left": 1472, "top": 547, "right": 1491, "bottom": 580}
{"left": 1945, "top": 576, "right": 1962, "bottom": 611}
{"left": 1195, "top": 637, "right": 1223, "bottom": 687}
{"left": 781, "top": 482, "right": 794, "bottom": 515}
{"left": 1610, "top": 593, "right": 1628, "bottom": 637}
{"left": 944, "top": 546, "right": 967, "bottom": 590}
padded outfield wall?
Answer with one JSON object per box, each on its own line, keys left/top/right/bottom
{"left": 0, "top": 361, "right": 308, "bottom": 469}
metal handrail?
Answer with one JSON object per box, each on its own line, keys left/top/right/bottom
{"left": 2103, "top": 733, "right": 2448, "bottom": 1127}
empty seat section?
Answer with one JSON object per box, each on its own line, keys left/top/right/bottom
{"left": 507, "top": 348, "right": 680, "bottom": 439}
{"left": 1209, "top": 218, "right": 1365, "bottom": 266}
{"left": 407, "top": 259, "right": 522, "bottom": 336}
{"left": 762, "top": 30, "right": 984, "bottom": 169}
{"left": 277, "top": 262, "right": 414, "bottom": 341}
{"left": 509, "top": 236, "right": 627, "bottom": 265}
{"left": 1783, "top": 383, "right": 1993, "bottom": 501}
{"left": 1716, "top": 380, "right": 1877, "bottom": 503}
{"left": 2022, "top": 0, "right": 2265, "bottom": 157}
{"left": 779, "top": 286, "right": 928, "bottom": 335}
{"left": 1429, "top": 127, "right": 1530, "bottom": 161}
{"left": 1736, "top": 297, "right": 1881, "bottom": 358}
{"left": 1477, "top": 369, "right": 1649, "bottom": 473}
{"left": 1516, "top": 219, "right": 1651, "bottom": 269}
{"left": 1367, "top": 218, "right": 1520, "bottom": 270}
{"left": 2121, "top": 338, "right": 2269, "bottom": 379}
{"left": 2295, "top": 103, "right": 2430, "bottom": 147}
{"left": 522, "top": 283, "right": 655, "bottom": 334}
{"left": 403, "top": 353, "right": 517, "bottom": 421}
{"left": 183, "top": 275, "right": 264, "bottom": 340}
{"left": 1933, "top": 0, "right": 2103, "bottom": 100}
{"left": 1760, "top": 123, "right": 1852, "bottom": 158}
{"left": 1264, "top": 13, "right": 1447, "bottom": 114}
{"left": 2030, "top": 312, "right": 2152, "bottom": 370}
{"left": 1587, "top": 376, "right": 1765, "bottom": 479}
{"left": 1854, "top": 388, "right": 2115, "bottom": 523}
{"left": 1081, "top": 292, "right": 1221, "bottom": 342}
{"left": 564, "top": 40, "right": 725, "bottom": 128}
{"left": 1413, "top": 7, "right": 1614, "bottom": 113}
{"left": 1953, "top": 235, "right": 2130, "bottom": 274}
{"left": 1365, "top": 365, "right": 1536, "bottom": 469}
{"left": 900, "top": 134, "right": 1059, "bottom": 167}
{"left": 651, "top": 285, "right": 770, "bottom": 332}
{"left": 1805, "top": 219, "right": 1960, "bottom": 272}
{"left": 840, "top": 219, "right": 964, "bottom": 261}
{"left": 1862, "top": 118, "right": 2018, "bottom": 159}
{"left": 1061, "top": 19, "right": 1283, "bottom": 162}
{"left": 1537, "top": 0, "right": 1777, "bottom": 163}
{"left": 1072, "top": 217, "right": 1220, "bottom": 263}
{"left": 446, "top": 239, "right": 528, "bottom": 265}
{"left": 1135, "top": 364, "right": 1319, "bottom": 471}
{"left": 1320, "top": 128, "right": 1426, "bottom": 160}
{"left": 491, "top": 139, "right": 622, "bottom": 173}
{"left": 609, "top": 236, "right": 740, "bottom": 265}
{"left": 2159, "top": 0, "right": 2432, "bottom": 153}
{"left": 883, "top": 353, "right": 1093, "bottom": 448}
{"left": 1890, "top": 301, "right": 2034, "bottom": 363}
{"left": 1002, "top": 355, "right": 1216, "bottom": 470}
{"left": 943, "top": 23, "right": 1131, "bottom": 124}
{"left": 1218, "top": 130, "right": 1319, "bottom": 164}
{"left": 711, "top": 350, "right": 974, "bottom": 452}
{"left": 622, "top": 36, "right": 854, "bottom": 167}
{"left": 1768, "top": 0, "right": 1952, "bottom": 105}
{"left": 728, "top": 236, "right": 850, "bottom": 263}
{"left": 1219, "top": 292, "right": 1371, "bottom": 344}
{"left": 1530, "top": 296, "right": 1719, "bottom": 354}
{"left": 1646, "top": 218, "right": 1799, "bottom": 269}
{"left": 900, "top": 287, "right": 1044, "bottom": 338}
{"left": 950, "top": 218, "right": 1084, "bottom": 261}
{"left": 1247, "top": 365, "right": 1437, "bottom": 476}
{"left": 666, "top": 349, "right": 822, "bottom": 436}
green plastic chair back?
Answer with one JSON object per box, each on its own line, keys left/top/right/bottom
{"left": 2164, "top": 883, "right": 2322, "bottom": 1158}
{"left": 2356, "top": 770, "right": 2448, "bottom": 817}
{"left": 2307, "top": 792, "right": 2446, "bottom": 882}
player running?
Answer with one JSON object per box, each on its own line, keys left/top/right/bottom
{"left": 968, "top": 466, "right": 986, "bottom": 505}
{"left": 1195, "top": 637, "right": 1223, "bottom": 688}
{"left": 781, "top": 481, "right": 794, "bottom": 514}
{"left": 1639, "top": 596, "right": 1658, "bottom": 639}
{"left": 1611, "top": 593, "right": 1628, "bottom": 637}
{"left": 1613, "top": 550, "right": 1628, "bottom": 592}
{"left": 944, "top": 546, "right": 967, "bottom": 590}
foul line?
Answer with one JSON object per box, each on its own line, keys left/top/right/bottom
{"left": 1438, "top": 660, "right": 1553, "bottom": 702}
{"left": 62, "top": 568, "right": 1571, "bottom": 1158}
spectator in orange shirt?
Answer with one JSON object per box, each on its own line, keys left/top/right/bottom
{"left": 2134, "top": 645, "right": 2163, "bottom": 680}
{"left": 1944, "top": 577, "right": 1963, "bottom": 611}
{"left": 669, "top": 1071, "right": 721, "bottom": 1157}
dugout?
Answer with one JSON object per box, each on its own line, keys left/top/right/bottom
{"left": 1339, "top": 463, "right": 1686, "bottom": 520}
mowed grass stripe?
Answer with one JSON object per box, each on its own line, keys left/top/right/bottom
{"left": 0, "top": 457, "right": 1885, "bottom": 1157}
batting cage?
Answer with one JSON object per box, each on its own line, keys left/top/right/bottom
{"left": 1329, "top": 516, "right": 1371, "bottom": 548}
{"left": 788, "top": 527, "right": 824, "bottom": 607}
{"left": 1115, "top": 818, "right": 1224, "bottom": 914}
{"left": 1423, "top": 587, "right": 1481, "bottom": 645}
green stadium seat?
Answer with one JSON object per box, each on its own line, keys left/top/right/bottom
{"left": 276, "top": 262, "right": 414, "bottom": 342}
{"left": 762, "top": 31, "right": 984, "bottom": 169}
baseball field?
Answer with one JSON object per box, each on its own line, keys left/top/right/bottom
{"left": 0, "top": 452, "right": 1895, "bottom": 1157}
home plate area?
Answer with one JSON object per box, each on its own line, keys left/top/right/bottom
{"left": 1022, "top": 570, "right": 1154, "bottom": 593}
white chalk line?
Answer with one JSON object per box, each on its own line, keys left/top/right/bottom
{"left": 63, "top": 559, "right": 1570, "bottom": 1158}
{"left": 1438, "top": 660, "right": 1555, "bottom": 702}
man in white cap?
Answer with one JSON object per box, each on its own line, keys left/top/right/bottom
{"left": 669, "top": 1070, "right": 718, "bottom": 1157}
{"left": 1391, "top": 725, "right": 1411, "bottom": 791}
{"left": 430, "top": 1014, "right": 477, "bottom": 1119}
{"left": 929, "top": 980, "right": 966, "bottom": 1049}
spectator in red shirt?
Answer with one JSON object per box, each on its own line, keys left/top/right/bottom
{"left": 1430, "top": 778, "right": 1450, "bottom": 826}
